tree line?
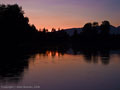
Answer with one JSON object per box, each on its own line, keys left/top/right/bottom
{"left": 0, "top": 4, "right": 120, "bottom": 48}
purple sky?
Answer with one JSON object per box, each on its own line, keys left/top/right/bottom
{"left": 0, "top": 0, "right": 120, "bottom": 29}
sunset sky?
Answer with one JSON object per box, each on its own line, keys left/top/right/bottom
{"left": 0, "top": 0, "right": 120, "bottom": 30}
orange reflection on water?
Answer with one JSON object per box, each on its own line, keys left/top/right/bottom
{"left": 28, "top": 51, "right": 65, "bottom": 67}
{"left": 28, "top": 50, "right": 86, "bottom": 66}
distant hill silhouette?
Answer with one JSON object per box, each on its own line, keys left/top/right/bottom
{"left": 118, "top": 26, "right": 120, "bottom": 30}
{"left": 63, "top": 25, "right": 120, "bottom": 36}
{"left": 63, "top": 28, "right": 83, "bottom": 36}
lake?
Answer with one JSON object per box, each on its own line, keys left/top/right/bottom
{"left": 0, "top": 48, "right": 120, "bottom": 90}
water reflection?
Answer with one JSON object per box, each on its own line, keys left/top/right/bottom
{"left": 40, "top": 51, "right": 64, "bottom": 58}
{"left": 30, "top": 48, "right": 120, "bottom": 65}
{"left": 0, "top": 49, "right": 31, "bottom": 84}
{"left": 82, "top": 49, "right": 110, "bottom": 65}
{"left": 0, "top": 47, "right": 120, "bottom": 85}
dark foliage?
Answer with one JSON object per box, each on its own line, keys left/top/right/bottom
{"left": 0, "top": 4, "right": 38, "bottom": 48}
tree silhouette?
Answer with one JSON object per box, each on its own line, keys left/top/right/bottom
{"left": 51, "top": 28, "right": 56, "bottom": 32}
{"left": 93, "top": 22, "right": 99, "bottom": 27}
{"left": 0, "top": 4, "right": 38, "bottom": 47}
{"left": 82, "top": 23, "right": 92, "bottom": 35}
{"left": 100, "top": 21, "right": 110, "bottom": 36}
{"left": 72, "top": 29, "right": 79, "bottom": 41}
{"left": 0, "top": 4, "right": 120, "bottom": 48}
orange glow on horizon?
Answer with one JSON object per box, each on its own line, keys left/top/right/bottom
{"left": 27, "top": 14, "right": 120, "bottom": 30}
{"left": 25, "top": 8, "right": 120, "bottom": 30}
{"left": 27, "top": 14, "right": 86, "bottom": 30}
{"left": 1, "top": 0, "right": 120, "bottom": 30}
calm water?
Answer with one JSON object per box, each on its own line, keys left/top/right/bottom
{"left": 0, "top": 49, "right": 120, "bottom": 90}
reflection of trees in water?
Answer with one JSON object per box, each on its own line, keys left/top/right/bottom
{"left": 69, "top": 46, "right": 112, "bottom": 65}
{"left": 0, "top": 47, "right": 68, "bottom": 84}
{"left": 31, "top": 48, "right": 67, "bottom": 59}
{"left": 31, "top": 48, "right": 119, "bottom": 65}
{"left": 31, "top": 48, "right": 112, "bottom": 65}
{"left": 83, "top": 49, "right": 99, "bottom": 64}
{"left": 0, "top": 49, "right": 31, "bottom": 84}
{"left": 31, "top": 51, "right": 64, "bottom": 59}
{"left": 82, "top": 49, "right": 110, "bottom": 65}
{"left": 0, "top": 47, "right": 119, "bottom": 84}
{"left": 100, "top": 50, "right": 110, "bottom": 65}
